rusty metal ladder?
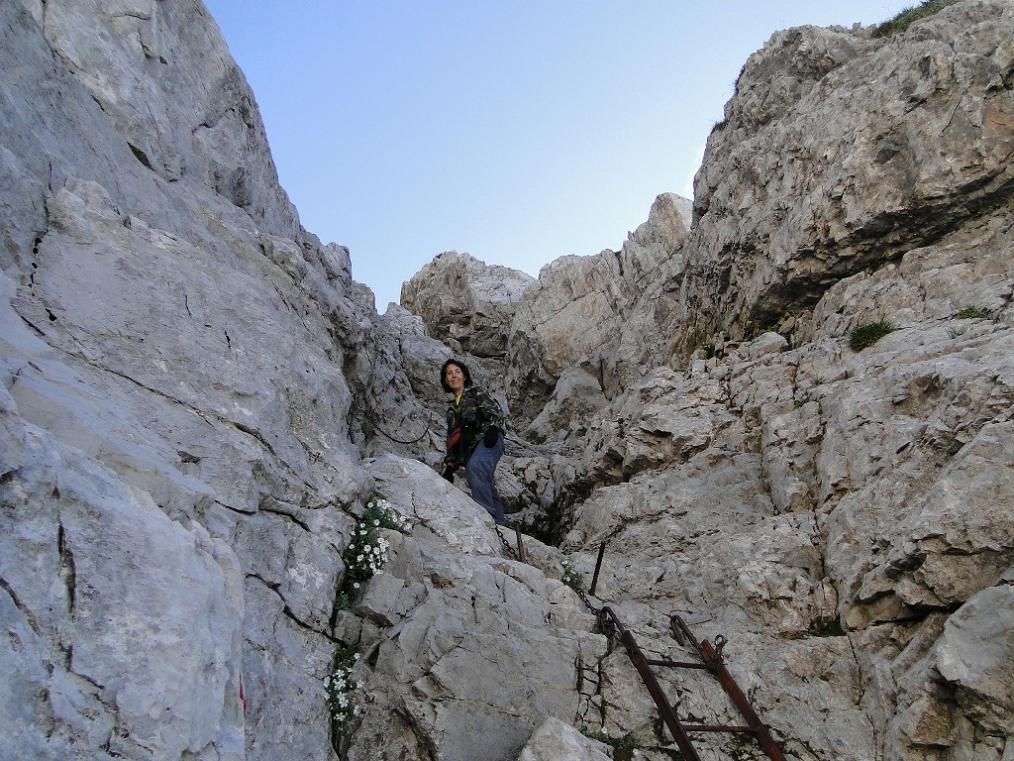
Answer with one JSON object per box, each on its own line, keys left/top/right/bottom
{"left": 584, "top": 544, "right": 785, "bottom": 761}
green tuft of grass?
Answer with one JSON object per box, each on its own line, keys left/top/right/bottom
{"left": 953, "top": 305, "right": 991, "bottom": 320}
{"left": 849, "top": 320, "right": 896, "bottom": 351}
{"left": 872, "top": 0, "right": 961, "bottom": 37}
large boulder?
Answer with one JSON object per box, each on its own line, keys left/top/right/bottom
{"left": 400, "top": 250, "right": 535, "bottom": 359}
{"left": 517, "top": 718, "right": 613, "bottom": 761}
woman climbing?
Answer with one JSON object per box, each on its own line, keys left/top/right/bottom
{"left": 440, "top": 358, "right": 508, "bottom": 526}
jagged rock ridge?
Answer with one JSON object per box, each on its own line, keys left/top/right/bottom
{"left": 2, "top": 2, "right": 1012, "bottom": 761}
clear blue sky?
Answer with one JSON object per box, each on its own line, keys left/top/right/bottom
{"left": 204, "top": 0, "right": 903, "bottom": 310}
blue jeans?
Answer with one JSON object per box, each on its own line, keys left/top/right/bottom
{"left": 466, "top": 433, "right": 506, "bottom": 525}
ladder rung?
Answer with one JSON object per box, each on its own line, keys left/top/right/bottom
{"left": 682, "top": 723, "right": 757, "bottom": 734}
{"left": 647, "top": 658, "right": 710, "bottom": 670}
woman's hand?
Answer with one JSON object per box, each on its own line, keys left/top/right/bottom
{"left": 482, "top": 427, "right": 500, "bottom": 448}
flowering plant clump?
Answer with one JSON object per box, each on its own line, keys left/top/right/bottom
{"left": 326, "top": 643, "right": 363, "bottom": 739}
{"left": 561, "top": 559, "right": 586, "bottom": 592}
{"left": 337, "top": 498, "right": 411, "bottom": 607}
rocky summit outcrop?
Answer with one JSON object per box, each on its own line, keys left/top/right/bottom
{"left": 401, "top": 251, "right": 535, "bottom": 362}
{"left": 4, "top": 2, "right": 1013, "bottom": 761}
{"left": 504, "top": 192, "right": 693, "bottom": 421}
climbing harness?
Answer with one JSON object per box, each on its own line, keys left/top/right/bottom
{"left": 565, "top": 540, "right": 786, "bottom": 761}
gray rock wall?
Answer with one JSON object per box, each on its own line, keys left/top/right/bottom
{"left": 5, "top": 1, "right": 1013, "bottom": 760}
{"left": 0, "top": 2, "right": 414, "bottom": 760}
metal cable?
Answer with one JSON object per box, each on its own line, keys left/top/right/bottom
{"left": 372, "top": 418, "right": 431, "bottom": 445}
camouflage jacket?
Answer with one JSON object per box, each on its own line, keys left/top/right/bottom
{"left": 444, "top": 385, "right": 505, "bottom": 469}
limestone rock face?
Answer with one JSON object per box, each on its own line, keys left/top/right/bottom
{"left": 32, "top": 0, "right": 302, "bottom": 240}
{"left": 337, "top": 457, "right": 606, "bottom": 761}
{"left": 1, "top": 3, "right": 393, "bottom": 760}
{"left": 7, "top": 2, "right": 1014, "bottom": 761}
{"left": 2, "top": 404, "right": 245, "bottom": 761}
{"left": 396, "top": 6, "right": 1014, "bottom": 759}
{"left": 339, "top": 302, "right": 455, "bottom": 469}
{"left": 561, "top": 230, "right": 1010, "bottom": 758}
{"left": 677, "top": 0, "right": 1014, "bottom": 356}
{"left": 556, "top": 309, "right": 1013, "bottom": 759}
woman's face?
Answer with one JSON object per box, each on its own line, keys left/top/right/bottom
{"left": 444, "top": 363, "right": 465, "bottom": 394}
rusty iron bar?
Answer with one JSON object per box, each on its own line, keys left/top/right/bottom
{"left": 588, "top": 540, "right": 607, "bottom": 596}
{"left": 682, "top": 723, "right": 757, "bottom": 734}
{"left": 599, "top": 607, "right": 701, "bottom": 761}
{"left": 699, "top": 639, "right": 786, "bottom": 761}
{"left": 669, "top": 613, "right": 704, "bottom": 652}
{"left": 513, "top": 526, "right": 526, "bottom": 563}
{"left": 670, "top": 615, "right": 787, "bottom": 761}
{"left": 646, "top": 658, "right": 711, "bottom": 670}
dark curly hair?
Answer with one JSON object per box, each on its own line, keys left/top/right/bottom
{"left": 439, "top": 358, "right": 473, "bottom": 393}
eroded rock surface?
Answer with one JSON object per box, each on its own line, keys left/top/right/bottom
{"left": 5, "top": 1, "right": 1013, "bottom": 761}
{"left": 2, "top": 3, "right": 411, "bottom": 760}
